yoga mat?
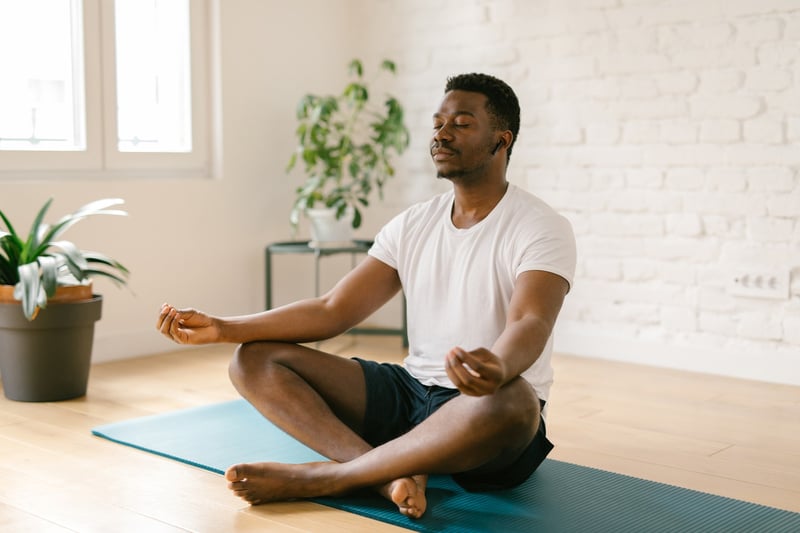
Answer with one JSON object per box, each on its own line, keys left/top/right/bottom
{"left": 92, "top": 399, "right": 800, "bottom": 533}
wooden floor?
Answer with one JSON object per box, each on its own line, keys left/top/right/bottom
{"left": 1, "top": 335, "right": 798, "bottom": 531}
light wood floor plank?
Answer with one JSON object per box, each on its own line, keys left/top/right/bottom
{"left": 0, "top": 336, "right": 798, "bottom": 532}
{"left": 0, "top": 502, "right": 73, "bottom": 532}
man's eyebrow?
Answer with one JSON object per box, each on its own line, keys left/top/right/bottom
{"left": 432, "top": 110, "right": 477, "bottom": 119}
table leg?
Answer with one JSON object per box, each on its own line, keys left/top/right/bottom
{"left": 265, "top": 247, "right": 272, "bottom": 310}
{"left": 314, "top": 249, "right": 321, "bottom": 297}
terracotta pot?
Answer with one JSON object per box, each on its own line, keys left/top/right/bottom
{"left": 0, "top": 284, "right": 93, "bottom": 320}
{"left": 0, "top": 283, "right": 93, "bottom": 304}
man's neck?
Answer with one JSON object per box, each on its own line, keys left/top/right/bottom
{"left": 450, "top": 179, "right": 509, "bottom": 229}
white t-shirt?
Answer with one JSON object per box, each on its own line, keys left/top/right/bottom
{"left": 368, "top": 184, "right": 576, "bottom": 402}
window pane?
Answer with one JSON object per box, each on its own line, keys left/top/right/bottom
{"left": 0, "top": 0, "right": 86, "bottom": 151}
{"left": 115, "top": 0, "right": 192, "bottom": 152}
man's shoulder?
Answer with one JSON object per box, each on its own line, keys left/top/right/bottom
{"left": 505, "top": 184, "right": 569, "bottom": 226}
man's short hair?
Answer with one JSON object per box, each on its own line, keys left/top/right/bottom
{"left": 445, "top": 73, "right": 520, "bottom": 160}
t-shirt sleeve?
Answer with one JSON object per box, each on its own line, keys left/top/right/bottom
{"left": 516, "top": 214, "right": 577, "bottom": 292}
{"left": 368, "top": 212, "right": 404, "bottom": 270}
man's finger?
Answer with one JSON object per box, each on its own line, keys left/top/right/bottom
{"left": 453, "top": 348, "right": 488, "bottom": 378}
{"left": 446, "top": 352, "right": 473, "bottom": 385}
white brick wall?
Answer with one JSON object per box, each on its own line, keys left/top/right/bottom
{"left": 361, "top": 0, "right": 800, "bottom": 385}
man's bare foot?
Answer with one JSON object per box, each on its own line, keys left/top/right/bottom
{"left": 225, "top": 461, "right": 338, "bottom": 505}
{"left": 379, "top": 475, "right": 428, "bottom": 519}
{"left": 227, "top": 461, "right": 428, "bottom": 519}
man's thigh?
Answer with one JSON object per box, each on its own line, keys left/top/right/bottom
{"left": 235, "top": 341, "right": 368, "bottom": 433}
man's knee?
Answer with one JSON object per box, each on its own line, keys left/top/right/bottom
{"left": 477, "top": 379, "right": 541, "bottom": 439}
{"left": 228, "top": 341, "right": 289, "bottom": 390}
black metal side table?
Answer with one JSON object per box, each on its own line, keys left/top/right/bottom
{"left": 265, "top": 240, "right": 407, "bottom": 346}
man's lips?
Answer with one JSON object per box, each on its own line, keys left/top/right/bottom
{"left": 431, "top": 147, "right": 457, "bottom": 161}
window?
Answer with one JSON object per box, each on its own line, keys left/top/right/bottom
{"left": 0, "top": 0, "right": 217, "bottom": 179}
{"left": 115, "top": 0, "right": 192, "bottom": 153}
{"left": 0, "top": 0, "right": 86, "bottom": 151}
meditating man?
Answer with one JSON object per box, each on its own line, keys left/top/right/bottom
{"left": 157, "top": 73, "right": 576, "bottom": 519}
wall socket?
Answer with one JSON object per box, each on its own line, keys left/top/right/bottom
{"left": 727, "top": 269, "right": 790, "bottom": 300}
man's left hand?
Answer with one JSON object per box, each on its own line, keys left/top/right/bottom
{"left": 445, "top": 347, "right": 506, "bottom": 396}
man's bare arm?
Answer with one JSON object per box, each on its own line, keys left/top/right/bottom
{"left": 446, "top": 270, "right": 569, "bottom": 396}
{"left": 157, "top": 256, "right": 401, "bottom": 345}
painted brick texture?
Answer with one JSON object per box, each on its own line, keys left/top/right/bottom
{"left": 360, "top": 0, "right": 799, "bottom": 384}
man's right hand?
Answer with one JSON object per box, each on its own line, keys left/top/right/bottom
{"left": 157, "top": 303, "right": 221, "bottom": 345}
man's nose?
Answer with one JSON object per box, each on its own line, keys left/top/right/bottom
{"left": 433, "top": 123, "right": 454, "bottom": 142}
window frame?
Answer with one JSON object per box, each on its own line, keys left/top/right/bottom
{"left": 0, "top": 0, "right": 219, "bottom": 180}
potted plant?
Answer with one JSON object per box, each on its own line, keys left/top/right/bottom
{"left": 286, "top": 58, "right": 410, "bottom": 245}
{"left": 0, "top": 198, "right": 129, "bottom": 402}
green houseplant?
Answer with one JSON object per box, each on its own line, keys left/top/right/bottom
{"left": 0, "top": 198, "right": 129, "bottom": 401}
{"left": 286, "top": 59, "right": 410, "bottom": 240}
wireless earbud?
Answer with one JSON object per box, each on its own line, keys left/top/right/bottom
{"left": 491, "top": 140, "right": 503, "bottom": 155}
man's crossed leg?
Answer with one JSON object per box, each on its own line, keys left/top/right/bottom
{"left": 225, "top": 341, "right": 546, "bottom": 518}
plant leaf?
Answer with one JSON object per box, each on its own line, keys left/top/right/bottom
{"left": 0, "top": 253, "right": 13, "bottom": 285}
{"left": 83, "top": 251, "right": 130, "bottom": 277}
{"left": 48, "top": 240, "right": 88, "bottom": 282}
{"left": 286, "top": 152, "right": 298, "bottom": 173}
{"left": 0, "top": 233, "right": 22, "bottom": 284}
{"left": 50, "top": 240, "right": 89, "bottom": 271}
{"left": 72, "top": 198, "right": 125, "bottom": 215}
{"left": 0, "top": 207, "right": 20, "bottom": 239}
{"left": 38, "top": 255, "right": 59, "bottom": 298}
{"left": 20, "top": 198, "right": 52, "bottom": 264}
{"left": 296, "top": 94, "right": 313, "bottom": 119}
{"left": 380, "top": 60, "right": 396, "bottom": 74}
{"left": 348, "top": 59, "right": 363, "bottom": 78}
{"left": 17, "top": 262, "right": 43, "bottom": 320}
{"left": 81, "top": 268, "right": 127, "bottom": 286}
{"left": 46, "top": 199, "right": 127, "bottom": 244}
{"left": 343, "top": 83, "right": 368, "bottom": 105}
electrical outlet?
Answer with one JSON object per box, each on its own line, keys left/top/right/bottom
{"left": 727, "top": 269, "right": 790, "bottom": 300}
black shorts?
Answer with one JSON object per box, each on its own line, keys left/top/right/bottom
{"left": 354, "top": 358, "right": 554, "bottom": 492}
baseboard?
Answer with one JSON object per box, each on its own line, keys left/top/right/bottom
{"left": 92, "top": 330, "right": 192, "bottom": 364}
{"left": 553, "top": 320, "right": 800, "bottom": 387}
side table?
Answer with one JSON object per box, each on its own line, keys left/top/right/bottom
{"left": 265, "top": 240, "right": 408, "bottom": 346}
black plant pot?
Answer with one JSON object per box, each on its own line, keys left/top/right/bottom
{"left": 0, "top": 296, "right": 102, "bottom": 402}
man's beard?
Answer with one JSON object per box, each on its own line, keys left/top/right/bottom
{"left": 437, "top": 168, "right": 467, "bottom": 179}
{"left": 435, "top": 141, "right": 496, "bottom": 182}
{"left": 436, "top": 164, "right": 491, "bottom": 183}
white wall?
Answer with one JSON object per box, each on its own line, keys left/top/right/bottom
{"left": 356, "top": 0, "right": 800, "bottom": 385}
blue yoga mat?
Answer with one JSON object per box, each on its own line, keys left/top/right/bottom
{"left": 92, "top": 399, "right": 800, "bottom": 533}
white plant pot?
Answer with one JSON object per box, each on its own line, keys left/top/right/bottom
{"left": 306, "top": 208, "right": 354, "bottom": 248}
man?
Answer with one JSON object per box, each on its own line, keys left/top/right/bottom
{"left": 157, "top": 73, "right": 576, "bottom": 519}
